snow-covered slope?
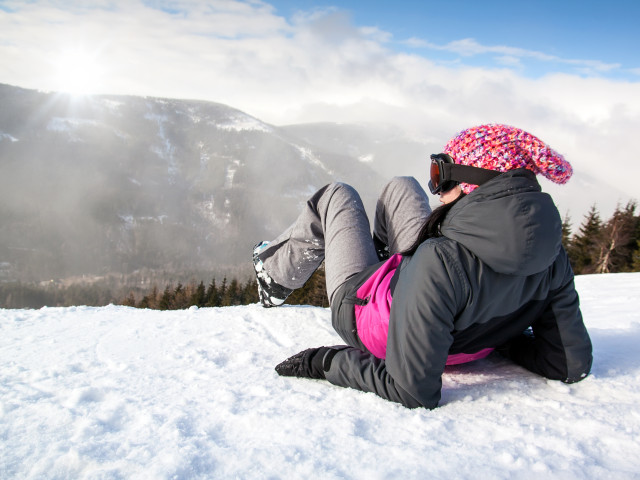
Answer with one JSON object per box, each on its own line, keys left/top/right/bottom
{"left": 2, "top": 273, "right": 640, "bottom": 479}
{"left": 0, "top": 83, "right": 384, "bottom": 280}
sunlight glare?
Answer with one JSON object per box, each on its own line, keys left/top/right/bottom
{"left": 53, "top": 47, "right": 105, "bottom": 96}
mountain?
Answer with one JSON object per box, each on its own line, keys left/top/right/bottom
{"left": 281, "top": 122, "right": 433, "bottom": 184}
{"left": 1, "top": 83, "right": 631, "bottom": 284}
{"left": 0, "top": 84, "right": 385, "bottom": 282}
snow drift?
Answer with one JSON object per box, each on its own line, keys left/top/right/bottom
{"left": 1, "top": 273, "right": 640, "bottom": 479}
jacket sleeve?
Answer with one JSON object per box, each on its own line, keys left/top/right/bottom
{"left": 324, "top": 348, "right": 425, "bottom": 408}
{"left": 325, "top": 240, "right": 464, "bottom": 409}
{"left": 501, "top": 252, "right": 593, "bottom": 383}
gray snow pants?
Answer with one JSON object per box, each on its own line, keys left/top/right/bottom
{"left": 256, "top": 176, "right": 432, "bottom": 305}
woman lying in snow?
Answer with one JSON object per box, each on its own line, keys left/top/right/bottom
{"left": 252, "top": 124, "right": 593, "bottom": 409}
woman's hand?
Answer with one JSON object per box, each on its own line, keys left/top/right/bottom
{"left": 275, "top": 346, "right": 348, "bottom": 379}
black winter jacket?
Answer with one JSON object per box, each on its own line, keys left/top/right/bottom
{"left": 326, "top": 169, "right": 593, "bottom": 408}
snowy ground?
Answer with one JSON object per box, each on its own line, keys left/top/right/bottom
{"left": 1, "top": 273, "right": 640, "bottom": 479}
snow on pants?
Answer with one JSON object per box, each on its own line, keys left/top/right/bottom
{"left": 256, "top": 177, "right": 432, "bottom": 305}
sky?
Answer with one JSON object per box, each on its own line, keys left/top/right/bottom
{"left": 0, "top": 0, "right": 639, "bottom": 213}
{"left": 272, "top": 0, "right": 640, "bottom": 80}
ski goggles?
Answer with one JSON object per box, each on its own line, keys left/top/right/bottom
{"left": 428, "top": 153, "right": 502, "bottom": 195}
{"left": 429, "top": 154, "right": 458, "bottom": 195}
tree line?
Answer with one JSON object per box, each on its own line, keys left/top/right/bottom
{"left": 1, "top": 201, "right": 637, "bottom": 309}
{"left": 0, "top": 281, "right": 119, "bottom": 309}
{"left": 0, "top": 268, "right": 330, "bottom": 309}
{"left": 107, "top": 199, "right": 640, "bottom": 309}
{"left": 126, "top": 199, "right": 639, "bottom": 310}
{"left": 120, "top": 267, "right": 329, "bottom": 310}
{"left": 563, "top": 200, "right": 640, "bottom": 274}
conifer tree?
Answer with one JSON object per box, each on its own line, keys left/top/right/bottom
{"left": 123, "top": 292, "right": 136, "bottom": 307}
{"left": 630, "top": 206, "right": 640, "bottom": 272}
{"left": 218, "top": 277, "right": 227, "bottom": 306}
{"left": 241, "top": 279, "right": 259, "bottom": 304}
{"left": 307, "top": 267, "right": 329, "bottom": 307}
{"left": 192, "top": 281, "right": 206, "bottom": 307}
{"left": 286, "top": 267, "right": 329, "bottom": 307}
{"left": 595, "top": 200, "right": 638, "bottom": 273}
{"left": 632, "top": 240, "right": 640, "bottom": 272}
{"left": 173, "top": 282, "right": 187, "bottom": 309}
{"left": 138, "top": 285, "right": 159, "bottom": 309}
{"left": 148, "top": 285, "right": 159, "bottom": 309}
{"left": 561, "top": 213, "right": 572, "bottom": 252}
{"left": 138, "top": 294, "right": 150, "bottom": 309}
{"left": 205, "top": 279, "right": 219, "bottom": 307}
{"left": 222, "top": 278, "right": 240, "bottom": 306}
{"left": 569, "top": 205, "right": 603, "bottom": 274}
{"left": 158, "top": 286, "right": 173, "bottom": 310}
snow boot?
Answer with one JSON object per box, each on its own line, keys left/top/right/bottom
{"left": 253, "top": 241, "right": 293, "bottom": 308}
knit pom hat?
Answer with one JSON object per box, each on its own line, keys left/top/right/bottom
{"left": 442, "top": 124, "right": 572, "bottom": 194}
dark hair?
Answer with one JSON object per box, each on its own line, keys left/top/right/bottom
{"left": 402, "top": 192, "right": 466, "bottom": 256}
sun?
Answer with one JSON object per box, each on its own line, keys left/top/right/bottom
{"left": 53, "top": 47, "right": 106, "bottom": 96}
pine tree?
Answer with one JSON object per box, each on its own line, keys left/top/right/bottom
{"left": 313, "top": 268, "right": 329, "bottom": 307}
{"left": 172, "top": 282, "right": 189, "bottom": 309}
{"left": 218, "top": 277, "right": 227, "bottom": 306}
{"left": 630, "top": 207, "right": 640, "bottom": 272}
{"left": 595, "top": 200, "right": 638, "bottom": 273}
{"left": 222, "top": 278, "right": 240, "bottom": 306}
{"left": 205, "top": 278, "right": 219, "bottom": 307}
{"left": 569, "top": 205, "right": 603, "bottom": 274}
{"left": 158, "top": 286, "right": 173, "bottom": 310}
{"left": 192, "top": 281, "right": 206, "bottom": 307}
{"left": 149, "top": 285, "right": 159, "bottom": 309}
{"left": 123, "top": 292, "right": 136, "bottom": 307}
{"left": 286, "top": 267, "right": 329, "bottom": 307}
{"left": 632, "top": 240, "right": 640, "bottom": 272}
{"left": 138, "top": 294, "right": 150, "bottom": 309}
{"left": 561, "top": 213, "right": 572, "bottom": 252}
{"left": 241, "top": 279, "right": 259, "bottom": 304}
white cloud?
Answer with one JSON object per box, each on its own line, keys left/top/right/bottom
{"left": 494, "top": 55, "right": 523, "bottom": 67}
{"left": 0, "top": 0, "right": 638, "bottom": 216}
{"left": 409, "top": 37, "right": 622, "bottom": 74}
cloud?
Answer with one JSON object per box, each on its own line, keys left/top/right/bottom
{"left": 406, "top": 37, "right": 622, "bottom": 75}
{"left": 0, "top": 0, "right": 638, "bottom": 214}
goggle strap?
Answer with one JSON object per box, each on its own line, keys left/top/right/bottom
{"left": 443, "top": 163, "right": 502, "bottom": 187}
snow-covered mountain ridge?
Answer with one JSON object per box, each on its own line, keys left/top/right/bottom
{"left": 0, "top": 83, "right": 631, "bottom": 284}
{"left": 0, "top": 84, "right": 385, "bottom": 281}
{"left": 1, "top": 272, "right": 639, "bottom": 479}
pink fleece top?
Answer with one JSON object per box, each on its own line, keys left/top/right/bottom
{"left": 354, "top": 254, "right": 493, "bottom": 365}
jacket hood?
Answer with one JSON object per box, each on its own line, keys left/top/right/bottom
{"left": 440, "top": 169, "right": 562, "bottom": 276}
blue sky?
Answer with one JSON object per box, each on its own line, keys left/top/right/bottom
{"left": 270, "top": 0, "right": 640, "bottom": 80}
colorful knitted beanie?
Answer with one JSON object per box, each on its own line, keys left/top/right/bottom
{"left": 442, "top": 124, "right": 572, "bottom": 194}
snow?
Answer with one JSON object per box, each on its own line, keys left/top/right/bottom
{"left": 293, "top": 144, "right": 335, "bottom": 176}
{"left": 144, "top": 112, "right": 179, "bottom": 179}
{"left": 1, "top": 273, "right": 640, "bottom": 479}
{"left": 47, "top": 117, "right": 99, "bottom": 132}
{"left": 214, "top": 114, "right": 272, "bottom": 133}
{"left": 46, "top": 117, "right": 99, "bottom": 142}
{"left": 101, "top": 99, "right": 124, "bottom": 113}
{"left": 197, "top": 142, "right": 210, "bottom": 169}
{"left": 0, "top": 132, "right": 18, "bottom": 142}
{"left": 223, "top": 159, "right": 241, "bottom": 189}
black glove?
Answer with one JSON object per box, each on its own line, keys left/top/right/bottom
{"left": 275, "top": 346, "right": 348, "bottom": 379}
